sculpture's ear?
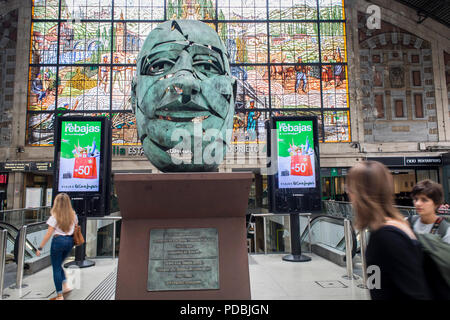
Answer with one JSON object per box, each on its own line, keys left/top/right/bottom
{"left": 131, "top": 77, "right": 137, "bottom": 113}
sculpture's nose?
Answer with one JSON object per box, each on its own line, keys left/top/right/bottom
{"left": 172, "top": 71, "right": 200, "bottom": 104}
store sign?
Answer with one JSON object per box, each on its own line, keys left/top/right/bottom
{"left": 0, "top": 162, "right": 53, "bottom": 172}
{"left": 112, "top": 144, "right": 267, "bottom": 157}
{"left": 112, "top": 146, "right": 145, "bottom": 157}
{"left": 0, "top": 174, "right": 7, "bottom": 184}
{"left": 368, "top": 156, "right": 442, "bottom": 167}
{"left": 57, "top": 120, "right": 102, "bottom": 192}
{"left": 405, "top": 157, "right": 442, "bottom": 165}
{"left": 331, "top": 168, "right": 338, "bottom": 177}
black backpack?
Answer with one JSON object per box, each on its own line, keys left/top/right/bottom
{"left": 408, "top": 216, "right": 450, "bottom": 299}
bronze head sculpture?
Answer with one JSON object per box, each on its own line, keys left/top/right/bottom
{"left": 131, "top": 20, "right": 236, "bottom": 172}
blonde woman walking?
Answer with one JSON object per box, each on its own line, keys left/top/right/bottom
{"left": 36, "top": 193, "right": 78, "bottom": 300}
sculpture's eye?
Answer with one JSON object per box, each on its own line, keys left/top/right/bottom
{"left": 141, "top": 58, "right": 175, "bottom": 76}
{"left": 193, "top": 61, "right": 222, "bottom": 77}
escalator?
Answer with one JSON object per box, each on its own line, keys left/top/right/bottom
{"left": 299, "top": 215, "right": 358, "bottom": 267}
{"left": 1, "top": 222, "right": 51, "bottom": 288}
{"left": 0, "top": 222, "right": 20, "bottom": 288}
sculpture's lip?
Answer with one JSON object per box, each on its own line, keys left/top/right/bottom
{"left": 152, "top": 110, "right": 211, "bottom": 123}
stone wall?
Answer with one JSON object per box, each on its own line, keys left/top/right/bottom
{"left": 0, "top": 9, "right": 18, "bottom": 147}
{"left": 357, "top": 11, "right": 438, "bottom": 143}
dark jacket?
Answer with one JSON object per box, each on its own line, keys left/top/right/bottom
{"left": 365, "top": 225, "right": 431, "bottom": 300}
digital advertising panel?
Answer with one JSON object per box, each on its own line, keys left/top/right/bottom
{"left": 53, "top": 116, "right": 112, "bottom": 217}
{"left": 276, "top": 120, "right": 316, "bottom": 189}
{"left": 58, "top": 120, "right": 102, "bottom": 192}
{"left": 267, "top": 116, "right": 322, "bottom": 214}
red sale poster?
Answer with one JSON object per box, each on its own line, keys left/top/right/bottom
{"left": 290, "top": 154, "right": 313, "bottom": 176}
{"left": 73, "top": 156, "right": 97, "bottom": 179}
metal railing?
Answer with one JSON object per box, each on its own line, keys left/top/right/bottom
{"left": 6, "top": 214, "right": 122, "bottom": 294}
{"left": 249, "top": 213, "right": 312, "bottom": 254}
{"left": 86, "top": 216, "right": 122, "bottom": 260}
{"left": 10, "top": 221, "right": 46, "bottom": 290}
{"left": 0, "top": 229, "right": 9, "bottom": 299}
{"left": 0, "top": 207, "right": 51, "bottom": 229}
{"left": 323, "top": 200, "right": 419, "bottom": 219}
{"left": 343, "top": 219, "right": 356, "bottom": 280}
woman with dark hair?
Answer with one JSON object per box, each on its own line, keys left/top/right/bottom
{"left": 346, "top": 161, "right": 430, "bottom": 300}
{"left": 410, "top": 179, "right": 450, "bottom": 244}
{"left": 410, "top": 179, "right": 450, "bottom": 299}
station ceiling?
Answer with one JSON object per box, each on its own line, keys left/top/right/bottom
{"left": 394, "top": 0, "right": 450, "bottom": 27}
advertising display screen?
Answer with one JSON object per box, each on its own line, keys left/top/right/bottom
{"left": 267, "top": 116, "right": 322, "bottom": 214}
{"left": 276, "top": 120, "right": 316, "bottom": 189}
{"left": 53, "top": 116, "right": 112, "bottom": 217}
{"left": 58, "top": 121, "right": 102, "bottom": 192}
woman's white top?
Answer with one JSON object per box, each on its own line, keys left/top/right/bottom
{"left": 413, "top": 218, "right": 450, "bottom": 244}
{"left": 46, "top": 214, "right": 78, "bottom": 236}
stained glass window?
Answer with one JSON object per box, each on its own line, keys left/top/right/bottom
{"left": 28, "top": 0, "right": 349, "bottom": 146}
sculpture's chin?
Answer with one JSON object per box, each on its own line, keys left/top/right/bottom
{"left": 141, "top": 135, "right": 223, "bottom": 173}
{"left": 145, "top": 113, "right": 225, "bottom": 150}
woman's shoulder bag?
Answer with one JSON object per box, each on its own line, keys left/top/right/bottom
{"left": 73, "top": 224, "right": 85, "bottom": 246}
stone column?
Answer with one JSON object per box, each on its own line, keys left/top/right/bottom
{"left": 432, "top": 42, "right": 450, "bottom": 141}
{"left": 10, "top": 4, "right": 31, "bottom": 150}
{"left": 6, "top": 172, "right": 24, "bottom": 210}
{"left": 345, "top": 0, "right": 364, "bottom": 144}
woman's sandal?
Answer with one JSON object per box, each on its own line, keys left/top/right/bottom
{"left": 62, "top": 288, "right": 73, "bottom": 295}
{"left": 50, "top": 295, "right": 64, "bottom": 300}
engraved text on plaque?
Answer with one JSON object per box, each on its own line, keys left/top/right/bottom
{"left": 147, "top": 228, "right": 219, "bottom": 291}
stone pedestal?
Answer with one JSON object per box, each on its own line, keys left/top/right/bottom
{"left": 114, "top": 172, "right": 253, "bottom": 300}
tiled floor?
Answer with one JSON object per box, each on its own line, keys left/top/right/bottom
{"left": 2, "top": 258, "right": 118, "bottom": 300}
{"left": 248, "top": 254, "right": 370, "bottom": 300}
{"left": 1, "top": 253, "right": 370, "bottom": 300}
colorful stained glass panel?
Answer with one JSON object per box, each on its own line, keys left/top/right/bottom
{"left": 112, "top": 22, "right": 156, "bottom": 63}
{"left": 320, "top": 22, "right": 346, "bottom": 62}
{"left": 269, "top": 22, "right": 319, "bottom": 63}
{"left": 28, "top": 1, "right": 348, "bottom": 147}
{"left": 27, "top": 113, "right": 55, "bottom": 146}
{"left": 31, "top": 22, "right": 59, "bottom": 64}
{"left": 219, "top": 23, "right": 268, "bottom": 64}
{"left": 319, "top": 0, "right": 344, "bottom": 20}
{"left": 28, "top": 67, "right": 58, "bottom": 112}
{"left": 114, "top": 0, "right": 165, "bottom": 20}
{"left": 58, "top": 22, "right": 111, "bottom": 65}
{"left": 268, "top": 0, "right": 319, "bottom": 20}
{"left": 61, "top": 0, "right": 113, "bottom": 21}
{"left": 111, "top": 113, "right": 139, "bottom": 145}
{"left": 57, "top": 66, "right": 111, "bottom": 111}
{"left": 218, "top": 0, "right": 267, "bottom": 20}
{"left": 33, "top": 0, "right": 60, "bottom": 20}
{"left": 232, "top": 110, "right": 268, "bottom": 144}
{"left": 167, "top": 0, "right": 216, "bottom": 20}
{"left": 323, "top": 110, "right": 349, "bottom": 142}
